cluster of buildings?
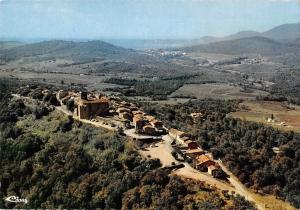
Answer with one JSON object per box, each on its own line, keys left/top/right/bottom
{"left": 169, "top": 128, "right": 223, "bottom": 178}
{"left": 241, "top": 57, "right": 264, "bottom": 64}
{"left": 113, "top": 98, "right": 166, "bottom": 136}
{"left": 159, "top": 50, "right": 187, "bottom": 57}
{"left": 133, "top": 114, "right": 166, "bottom": 136}
{"left": 56, "top": 90, "right": 167, "bottom": 136}
{"left": 54, "top": 90, "right": 223, "bottom": 178}
{"left": 57, "top": 90, "right": 110, "bottom": 119}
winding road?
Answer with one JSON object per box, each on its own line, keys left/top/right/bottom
{"left": 13, "top": 93, "right": 295, "bottom": 210}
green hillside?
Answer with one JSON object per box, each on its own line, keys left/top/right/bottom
{"left": 183, "top": 36, "right": 300, "bottom": 55}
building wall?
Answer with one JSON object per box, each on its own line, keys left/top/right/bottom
{"left": 143, "top": 127, "right": 156, "bottom": 135}
{"left": 194, "top": 160, "right": 215, "bottom": 171}
{"left": 151, "top": 121, "right": 163, "bottom": 128}
{"left": 186, "top": 151, "right": 204, "bottom": 159}
{"left": 135, "top": 119, "right": 147, "bottom": 130}
{"left": 119, "top": 112, "right": 133, "bottom": 121}
{"left": 208, "top": 167, "right": 218, "bottom": 177}
{"left": 77, "top": 101, "right": 109, "bottom": 119}
{"left": 187, "top": 142, "right": 198, "bottom": 150}
{"left": 78, "top": 105, "right": 89, "bottom": 119}
{"left": 58, "top": 90, "right": 68, "bottom": 99}
{"left": 177, "top": 136, "right": 187, "bottom": 144}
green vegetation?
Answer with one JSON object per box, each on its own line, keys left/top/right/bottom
{"left": 255, "top": 67, "right": 300, "bottom": 105}
{"left": 0, "top": 79, "right": 255, "bottom": 209}
{"left": 230, "top": 100, "right": 300, "bottom": 133}
{"left": 0, "top": 40, "right": 194, "bottom": 76}
{"left": 103, "top": 77, "right": 139, "bottom": 86}
{"left": 104, "top": 77, "right": 187, "bottom": 98}
{"left": 269, "top": 82, "right": 300, "bottom": 105}
{"left": 141, "top": 99, "right": 300, "bottom": 208}
{"left": 183, "top": 36, "right": 300, "bottom": 56}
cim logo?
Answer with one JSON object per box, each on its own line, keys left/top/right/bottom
{"left": 5, "top": 196, "right": 28, "bottom": 204}
{"left": 1, "top": 182, "right": 28, "bottom": 204}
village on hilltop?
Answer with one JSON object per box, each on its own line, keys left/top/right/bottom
{"left": 25, "top": 88, "right": 226, "bottom": 179}
{"left": 58, "top": 90, "right": 225, "bottom": 178}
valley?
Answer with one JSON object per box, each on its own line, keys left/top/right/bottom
{"left": 9, "top": 86, "right": 297, "bottom": 210}
{"left": 0, "top": 21, "right": 299, "bottom": 210}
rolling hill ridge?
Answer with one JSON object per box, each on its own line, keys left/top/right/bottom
{"left": 182, "top": 36, "right": 300, "bottom": 55}
{"left": 200, "top": 22, "right": 300, "bottom": 44}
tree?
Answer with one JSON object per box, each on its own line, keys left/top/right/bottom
{"left": 66, "top": 99, "right": 75, "bottom": 112}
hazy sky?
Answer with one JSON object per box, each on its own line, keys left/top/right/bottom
{"left": 0, "top": 0, "right": 300, "bottom": 40}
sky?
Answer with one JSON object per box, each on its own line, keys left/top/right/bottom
{"left": 0, "top": 0, "right": 300, "bottom": 40}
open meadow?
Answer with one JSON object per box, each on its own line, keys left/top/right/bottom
{"left": 169, "top": 83, "right": 269, "bottom": 100}
{"left": 230, "top": 100, "right": 300, "bottom": 133}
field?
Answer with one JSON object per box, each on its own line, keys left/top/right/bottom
{"left": 230, "top": 100, "right": 300, "bottom": 133}
{"left": 0, "top": 68, "right": 129, "bottom": 91}
{"left": 169, "top": 83, "right": 269, "bottom": 99}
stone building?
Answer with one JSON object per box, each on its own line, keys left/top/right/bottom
{"left": 208, "top": 165, "right": 219, "bottom": 177}
{"left": 169, "top": 128, "right": 191, "bottom": 143}
{"left": 184, "top": 148, "right": 204, "bottom": 159}
{"left": 193, "top": 154, "right": 215, "bottom": 171}
{"left": 185, "top": 140, "right": 199, "bottom": 150}
{"left": 143, "top": 124, "right": 156, "bottom": 135}
{"left": 150, "top": 119, "right": 163, "bottom": 129}
{"left": 74, "top": 92, "right": 109, "bottom": 119}
{"left": 133, "top": 115, "right": 148, "bottom": 131}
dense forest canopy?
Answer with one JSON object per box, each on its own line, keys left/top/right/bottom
{"left": 141, "top": 99, "right": 300, "bottom": 208}
{"left": 0, "top": 79, "right": 255, "bottom": 209}
{"left": 104, "top": 77, "right": 188, "bottom": 99}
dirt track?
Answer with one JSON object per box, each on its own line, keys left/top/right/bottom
{"left": 54, "top": 105, "right": 295, "bottom": 210}
{"left": 14, "top": 93, "right": 295, "bottom": 210}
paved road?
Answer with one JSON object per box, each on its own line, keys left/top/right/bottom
{"left": 175, "top": 162, "right": 236, "bottom": 192}
{"left": 157, "top": 135, "right": 267, "bottom": 209}
{"left": 56, "top": 106, "right": 117, "bottom": 131}
{"left": 13, "top": 93, "right": 292, "bottom": 210}
{"left": 217, "top": 160, "right": 265, "bottom": 210}
{"left": 48, "top": 103, "right": 298, "bottom": 209}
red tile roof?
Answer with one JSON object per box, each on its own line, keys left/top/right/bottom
{"left": 195, "top": 155, "right": 213, "bottom": 165}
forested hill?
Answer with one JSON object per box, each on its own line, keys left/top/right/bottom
{"left": 0, "top": 40, "right": 146, "bottom": 62}
{"left": 199, "top": 22, "right": 300, "bottom": 44}
{"left": 181, "top": 36, "right": 300, "bottom": 55}
{"left": 0, "top": 40, "right": 196, "bottom": 75}
{"left": 0, "top": 79, "right": 255, "bottom": 209}
{"left": 141, "top": 99, "right": 300, "bottom": 208}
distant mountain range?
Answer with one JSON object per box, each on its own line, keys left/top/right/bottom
{"left": 175, "top": 22, "right": 300, "bottom": 56}
{"left": 0, "top": 40, "right": 173, "bottom": 65}
{"left": 198, "top": 22, "right": 300, "bottom": 44}
{"left": 102, "top": 39, "right": 197, "bottom": 50}
{"left": 0, "top": 40, "right": 134, "bottom": 62}
{"left": 103, "top": 22, "right": 300, "bottom": 49}
{"left": 0, "top": 40, "right": 195, "bottom": 75}
{"left": 181, "top": 36, "right": 300, "bottom": 56}
{"left": 0, "top": 22, "right": 299, "bottom": 62}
